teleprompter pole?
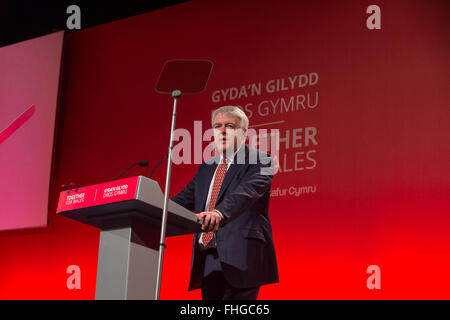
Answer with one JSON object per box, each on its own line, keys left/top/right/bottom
{"left": 155, "top": 90, "right": 182, "bottom": 300}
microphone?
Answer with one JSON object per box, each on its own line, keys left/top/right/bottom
{"left": 61, "top": 182, "right": 83, "bottom": 193}
{"left": 113, "top": 161, "right": 149, "bottom": 181}
{"left": 147, "top": 152, "right": 169, "bottom": 179}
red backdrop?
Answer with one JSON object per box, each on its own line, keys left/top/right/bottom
{"left": 0, "top": 0, "right": 449, "bottom": 299}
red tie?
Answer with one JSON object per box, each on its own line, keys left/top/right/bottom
{"left": 201, "top": 158, "right": 228, "bottom": 246}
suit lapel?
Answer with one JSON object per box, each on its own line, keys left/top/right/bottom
{"left": 216, "top": 163, "right": 240, "bottom": 203}
{"left": 216, "top": 145, "right": 248, "bottom": 203}
{"left": 198, "top": 161, "right": 217, "bottom": 212}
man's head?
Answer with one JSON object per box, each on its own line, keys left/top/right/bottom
{"left": 211, "top": 106, "right": 249, "bottom": 156}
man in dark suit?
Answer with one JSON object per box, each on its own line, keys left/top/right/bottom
{"left": 172, "top": 106, "right": 279, "bottom": 300}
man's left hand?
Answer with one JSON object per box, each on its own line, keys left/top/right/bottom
{"left": 196, "top": 211, "right": 222, "bottom": 232}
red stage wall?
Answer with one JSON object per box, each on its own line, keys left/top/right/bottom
{"left": 0, "top": 0, "right": 449, "bottom": 299}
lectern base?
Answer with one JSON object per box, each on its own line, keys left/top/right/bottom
{"left": 95, "top": 227, "right": 159, "bottom": 300}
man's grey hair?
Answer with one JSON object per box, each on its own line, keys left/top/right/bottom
{"left": 211, "top": 106, "right": 249, "bottom": 130}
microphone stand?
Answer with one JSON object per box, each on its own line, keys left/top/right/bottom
{"left": 112, "top": 163, "right": 136, "bottom": 181}
{"left": 155, "top": 89, "right": 181, "bottom": 300}
{"left": 147, "top": 152, "right": 169, "bottom": 179}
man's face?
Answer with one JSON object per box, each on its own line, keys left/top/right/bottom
{"left": 213, "top": 112, "right": 245, "bottom": 155}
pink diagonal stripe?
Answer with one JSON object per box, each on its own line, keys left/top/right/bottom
{"left": 0, "top": 105, "right": 36, "bottom": 145}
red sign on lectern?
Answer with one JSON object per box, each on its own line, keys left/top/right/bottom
{"left": 56, "top": 176, "right": 140, "bottom": 213}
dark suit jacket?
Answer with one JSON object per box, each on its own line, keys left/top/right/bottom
{"left": 172, "top": 145, "right": 279, "bottom": 290}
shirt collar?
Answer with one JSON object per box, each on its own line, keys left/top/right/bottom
{"left": 220, "top": 143, "right": 244, "bottom": 164}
